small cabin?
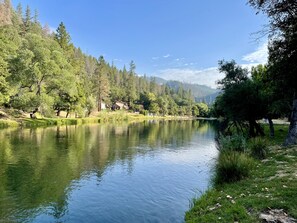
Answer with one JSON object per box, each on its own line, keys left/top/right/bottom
{"left": 112, "top": 102, "right": 129, "bottom": 110}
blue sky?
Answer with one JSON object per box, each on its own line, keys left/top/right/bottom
{"left": 13, "top": 0, "right": 268, "bottom": 88}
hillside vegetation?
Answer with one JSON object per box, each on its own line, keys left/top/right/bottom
{"left": 0, "top": 0, "right": 210, "bottom": 119}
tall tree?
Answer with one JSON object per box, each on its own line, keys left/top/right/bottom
{"left": 23, "top": 5, "right": 31, "bottom": 32}
{"left": 214, "top": 60, "right": 265, "bottom": 136}
{"left": 94, "top": 56, "right": 110, "bottom": 111}
{"left": 15, "top": 3, "right": 23, "bottom": 25}
{"left": 54, "top": 22, "right": 71, "bottom": 51}
{"left": 0, "top": 57, "right": 10, "bottom": 105}
{"left": 126, "top": 60, "right": 137, "bottom": 106}
{"left": 33, "top": 9, "right": 38, "bottom": 24}
{"left": 248, "top": 0, "right": 297, "bottom": 145}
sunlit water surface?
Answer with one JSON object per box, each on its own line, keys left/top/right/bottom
{"left": 0, "top": 120, "right": 218, "bottom": 223}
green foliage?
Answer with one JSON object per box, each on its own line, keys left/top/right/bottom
{"left": 217, "top": 60, "right": 248, "bottom": 90}
{"left": 217, "top": 134, "right": 247, "bottom": 153}
{"left": 0, "top": 58, "right": 10, "bottom": 105}
{"left": 248, "top": 0, "right": 297, "bottom": 144}
{"left": 213, "top": 151, "right": 255, "bottom": 186}
{"left": 0, "top": 2, "right": 198, "bottom": 118}
{"left": 248, "top": 137, "right": 268, "bottom": 160}
{"left": 54, "top": 22, "right": 71, "bottom": 50}
{"left": 187, "top": 131, "right": 297, "bottom": 222}
{"left": 196, "top": 102, "right": 209, "bottom": 117}
{"left": 214, "top": 61, "right": 266, "bottom": 137}
{"left": 0, "top": 119, "right": 18, "bottom": 128}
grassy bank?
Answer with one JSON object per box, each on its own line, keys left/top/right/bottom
{"left": 0, "top": 111, "right": 193, "bottom": 129}
{"left": 186, "top": 124, "right": 297, "bottom": 223}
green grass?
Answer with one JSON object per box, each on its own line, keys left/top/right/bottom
{"left": 0, "top": 119, "right": 19, "bottom": 128}
{"left": 218, "top": 134, "right": 247, "bottom": 153}
{"left": 186, "top": 124, "right": 297, "bottom": 223}
{"left": 213, "top": 151, "right": 255, "bottom": 186}
{"left": 0, "top": 111, "right": 184, "bottom": 128}
{"left": 186, "top": 146, "right": 297, "bottom": 222}
{"left": 248, "top": 137, "right": 269, "bottom": 160}
{"left": 262, "top": 124, "right": 289, "bottom": 145}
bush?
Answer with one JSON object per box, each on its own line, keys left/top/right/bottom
{"left": 213, "top": 151, "right": 254, "bottom": 186}
{"left": 217, "top": 134, "right": 247, "bottom": 153}
{"left": 248, "top": 137, "right": 268, "bottom": 160}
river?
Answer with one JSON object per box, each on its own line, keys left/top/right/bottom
{"left": 0, "top": 120, "right": 218, "bottom": 223}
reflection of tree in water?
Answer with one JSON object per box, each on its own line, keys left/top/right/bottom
{"left": 0, "top": 120, "right": 217, "bottom": 222}
{"left": 50, "top": 193, "right": 69, "bottom": 220}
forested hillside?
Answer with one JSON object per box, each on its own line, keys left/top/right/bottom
{"left": 0, "top": 0, "right": 209, "bottom": 118}
{"left": 145, "top": 77, "right": 218, "bottom": 103}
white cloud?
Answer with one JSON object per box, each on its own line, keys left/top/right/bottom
{"left": 154, "top": 67, "right": 224, "bottom": 89}
{"left": 175, "top": 58, "right": 185, "bottom": 61}
{"left": 242, "top": 42, "right": 268, "bottom": 64}
{"left": 151, "top": 42, "right": 268, "bottom": 88}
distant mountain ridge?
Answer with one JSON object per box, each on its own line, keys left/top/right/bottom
{"left": 148, "top": 76, "right": 219, "bottom": 104}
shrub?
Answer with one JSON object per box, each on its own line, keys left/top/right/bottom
{"left": 213, "top": 151, "right": 254, "bottom": 186}
{"left": 217, "top": 134, "right": 247, "bottom": 153}
{"left": 249, "top": 137, "right": 268, "bottom": 160}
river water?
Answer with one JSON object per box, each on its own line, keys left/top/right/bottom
{"left": 0, "top": 120, "right": 218, "bottom": 223}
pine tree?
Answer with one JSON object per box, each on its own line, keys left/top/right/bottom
{"left": 24, "top": 5, "right": 31, "bottom": 31}
{"left": 127, "top": 61, "right": 137, "bottom": 106}
{"left": 16, "top": 3, "right": 23, "bottom": 23}
{"left": 94, "top": 56, "right": 110, "bottom": 111}
{"left": 33, "top": 9, "right": 38, "bottom": 24}
{"left": 55, "top": 22, "right": 71, "bottom": 50}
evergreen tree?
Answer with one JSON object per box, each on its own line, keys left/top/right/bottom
{"left": 23, "top": 5, "right": 31, "bottom": 32}
{"left": 127, "top": 60, "right": 137, "bottom": 106}
{"left": 0, "top": 1, "right": 197, "bottom": 117}
{"left": 33, "top": 9, "right": 38, "bottom": 23}
{"left": 94, "top": 56, "right": 110, "bottom": 111}
{"left": 55, "top": 22, "right": 71, "bottom": 51}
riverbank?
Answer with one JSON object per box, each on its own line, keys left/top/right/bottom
{"left": 186, "top": 124, "right": 297, "bottom": 222}
{"left": 0, "top": 110, "right": 195, "bottom": 129}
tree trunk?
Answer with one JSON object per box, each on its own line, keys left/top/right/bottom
{"left": 268, "top": 117, "right": 274, "bottom": 137}
{"left": 30, "top": 108, "right": 38, "bottom": 119}
{"left": 249, "top": 120, "right": 256, "bottom": 137}
{"left": 254, "top": 121, "right": 265, "bottom": 136}
{"left": 284, "top": 99, "right": 297, "bottom": 146}
{"left": 66, "top": 110, "right": 69, "bottom": 118}
{"left": 249, "top": 120, "right": 264, "bottom": 137}
{"left": 98, "top": 97, "right": 102, "bottom": 112}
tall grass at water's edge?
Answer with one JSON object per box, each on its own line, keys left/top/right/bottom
{"left": 186, "top": 124, "right": 296, "bottom": 223}
{"left": 0, "top": 111, "right": 186, "bottom": 128}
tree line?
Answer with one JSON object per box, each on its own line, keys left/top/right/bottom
{"left": 213, "top": 0, "right": 297, "bottom": 145}
{"left": 0, "top": 0, "right": 210, "bottom": 118}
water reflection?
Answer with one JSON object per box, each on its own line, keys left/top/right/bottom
{"left": 0, "top": 120, "right": 217, "bottom": 223}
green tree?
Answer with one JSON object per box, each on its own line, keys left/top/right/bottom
{"left": 197, "top": 103, "right": 209, "bottom": 117}
{"left": 94, "top": 56, "right": 110, "bottom": 111}
{"left": 248, "top": 0, "right": 297, "bottom": 144}
{"left": 214, "top": 60, "right": 266, "bottom": 136}
{"left": 23, "top": 5, "right": 31, "bottom": 32}
{"left": 127, "top": 60, "right": 137, "bottom": 107}
{"left": 0, "top": 57, "right": 10, "bottom": 105}
{"left": 54, "top": 22, "right": 71, "bottom": 51}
